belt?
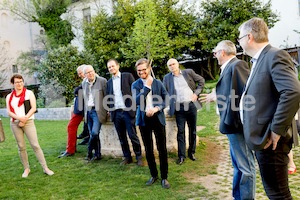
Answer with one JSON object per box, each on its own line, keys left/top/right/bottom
{"left": 88, "top": 106, "right": 95, "bottom": 110}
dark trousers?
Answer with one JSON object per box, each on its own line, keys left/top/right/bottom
{"left": 114, "top": 110, "right": 142, "bottom": 160}
{"left": 255, "top": 139, "right": 293, "bottom": 200}
{"left": 139, "top": 115, "right": 168, "bottom": 179}
{"left": 175, "top": 102, "right": 197, "bottom": 158}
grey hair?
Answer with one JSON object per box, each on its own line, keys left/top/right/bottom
{"left": 83, "top": 65, "right": 94, "bottom": 74}
{"left": 239, "top": 17, "right": 269, "bottom": 43}
{"left": 214, "top": 40, "right": 237, "bottom": 55}
{"left": 77, "top": 64, "right": 86, "bottom": 72}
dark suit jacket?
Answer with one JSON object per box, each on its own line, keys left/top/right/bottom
{"left": 106, "top": 72, "right": 135, "bottom": 121}
{"left": 131, "top": 78, "right": 168, "bottom": 126}
{"left": 242, "top": 45, "right": 300, "bottom": 150}
{"left": 73, "top": 84, "right": 84, "bottom": 115}
{"left": 216, "top": 57, "right": 249, "bottom": 134}
{"left": 163, "top": 69, "right": 205, "bottom": 116}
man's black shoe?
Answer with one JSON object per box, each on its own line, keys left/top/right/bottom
{"left": 161, "top": 179, "right": 170, "bottom": 189}
{"left": 176, "top": 157, "right": 185, "bottom": 165}
{"left": 146, "top": 177, "right": 158, "bottom": 186}
{"left": 58, "top": 151, "right": 73, "bottom": 158}
{"left": 188, "top": 153, "right": 196, "bottom": 161}
{"left": 90, "top": 156, "right": 102, "bottom": 162}
{"left": 77, "top": 132, "right": 89, "bottom": 139}
{"left": 78, "top": 137, "right": 89, "bottom": 145}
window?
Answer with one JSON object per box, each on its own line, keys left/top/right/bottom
{"left": 299, "top": 0, "right": 300, "bottom": 16}
{"left": 12, "top": 65, "right": 18, "bottom": 73}
{"left": 83, "top": 7, "right": 91, "bottom": 23}
{"left": 1, "top": 13, "right": 8, "bottom": 27}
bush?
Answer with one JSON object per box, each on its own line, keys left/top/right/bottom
{"left": 36, "top": 98, "right": 45, "bottom": 108}
{"left": 0, "top": 97, "right": 6, "bottom": 108}
{"left": 46, "top": 99, "right": 66, "bottom": 108}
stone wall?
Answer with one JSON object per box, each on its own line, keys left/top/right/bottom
{"left": 0, "top": 107, "right": 72, "bottom": 120}
{"left": 0, "top": 107, "right": 197, "bottom": 157}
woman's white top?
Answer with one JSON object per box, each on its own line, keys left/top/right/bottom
{"left": 8, "top": 90, "right": 35, "bottom": 121}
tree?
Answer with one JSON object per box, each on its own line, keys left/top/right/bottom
{"left": 17, "top": 45, "right": 98, "bottom": 106}
{"left": 122, "top": 0, "right": 170, "bottom": 62}
{"left": 83, "top": 0, "right": 199, "bottom": 79}
{"left": 0, "top": 42, "right": 11, "bottom": 88}
{"left": 194, "top": 0, "right": 279, "bottom": 79}
{"left": 2, "top": 0, "right": 74, "bottom": 48}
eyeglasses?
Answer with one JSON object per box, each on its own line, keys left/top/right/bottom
{"left": 14, "top": 81, "right": 23, "bottom": 84}
{"left": 237, "top": 34, "right": 249, "bottom": 42}
{"left": 85, "top": 70, "right": 94, "bottom": 75}
{"left": 137, "top": 68, "right": 147, "bottom": 72}
{"left": 213, "top": 50, "right": 222, "bottom": 56}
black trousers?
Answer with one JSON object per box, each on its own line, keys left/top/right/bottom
{"left": 255, "top": 137, "right": 293, "bottom": 200}
{"left": 114, "top": 110, "right": 142, "bottom": 160}
{"left": 139, "top": 115, "right": 168, "bottom": 179}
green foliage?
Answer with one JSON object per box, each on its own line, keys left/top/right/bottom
{"left": 36, "top": 98, "right": 45, "bottom": 108}
{"left": 122, "top": 0, "right": 171, "bottom": 61}
{"left": 189, "top": 0, "right": 279, "bottom": 79}
{"left": 37, "top": 45, "right": 88, "bottom": 104}
{"left": 198, "top": 0, "right": 278, "bottom": 53}
{"left": 84, "top": 0, "right": 199, "bottom": 79}
{"left": 46, "top": 99, "right": 66, "bottom": 108}
{"left": 32, "top": 0, "right": 74, "bottom": 48}
{"left": 0, "top": 97, "right": 6, "bottom": 108}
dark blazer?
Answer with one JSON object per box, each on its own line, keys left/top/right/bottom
{"left": 216, "top": 57, "right": 249, "bottom": 134}
{"left": 106, "top": 72, "right": 135, "bottom": 121}
{"left": 131, "top": 78, "right": 168, "bottom": 126}
{"left": 163, "top": 69, "right": 205, "bottom": 116}
{"left": 242, "top": 45, "right": 300, "bottom": 150}
{"left": 73, "top": 84, "right": 83, "bottom": 115}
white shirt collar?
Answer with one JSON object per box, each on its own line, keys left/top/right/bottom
{"left": 112, "top": 71, "right": 121, "bottom": 79}
{"left": 220, "top": 56, "right": 236, "bottom": 75}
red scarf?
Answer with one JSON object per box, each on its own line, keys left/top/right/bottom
{"left": 9, "top": 87, "right": 26, "bottom": 121}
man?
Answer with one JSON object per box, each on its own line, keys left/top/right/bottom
{"left": 238, "top": 17, "right": 300, "bottom": 199}
{"left": 58, "top": 65, "right": 89, "bottom": 158}
{"left": 81, "top": 65, "right": 107, "bottom": 161}
{"left": 131, "top": 58, "right": 170, "bottom": 189}
{"left": 163, "top": 58, "right": 205, "bottom": 165}
{"left": 200, "top": 40, "right": 256, "bottom": 199}
{"left": 106, "top": 59, "right": 143, "bottom": 166}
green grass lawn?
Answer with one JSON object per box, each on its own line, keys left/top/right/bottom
{"left": 0, "top": 104, "right": 222, "bottom": 200}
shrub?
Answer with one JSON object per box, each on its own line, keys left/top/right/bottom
{"left": 0, "top": 97, "right": 6, "bottom": 108}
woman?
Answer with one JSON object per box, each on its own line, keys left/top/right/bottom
{"left": 6, "top": 74, "right": 54, "bottom": 178}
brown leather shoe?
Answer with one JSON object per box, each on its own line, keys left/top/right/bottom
{"left": 120, "top": 158, "right": 133, "bottom": 166}
{"left": 137, "top": 157, "right": 144, "bottom": 167}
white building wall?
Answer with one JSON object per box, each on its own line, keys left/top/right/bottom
{"left": 64, "top": 0, "right": 113, "bottom": 51}
{"left": 263, "top": 0, "right": 300, "bottom": 48}
{"left": 0, "top": 8, "right": 42, "bottom": 90}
